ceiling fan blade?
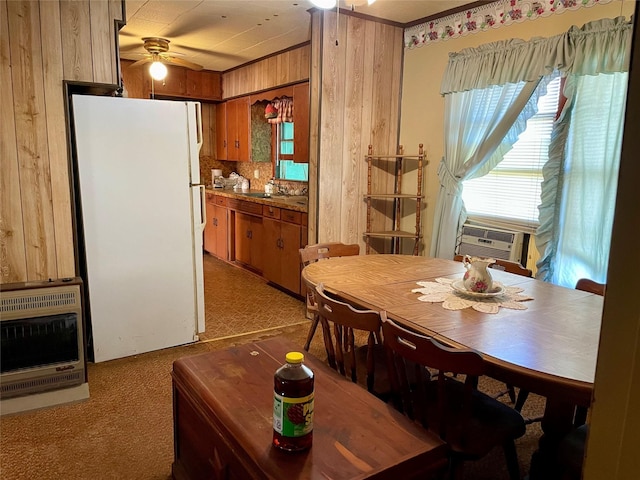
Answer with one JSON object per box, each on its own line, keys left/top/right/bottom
{"left": 128, "top": 58, "right": 152, "bottom": 69}
{"left": 161, "top": 56, "right": 203, "bottom": 71}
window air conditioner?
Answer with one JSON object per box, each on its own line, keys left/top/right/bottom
{"left": 457, "top": 224, "right": 524, "bottom": 263}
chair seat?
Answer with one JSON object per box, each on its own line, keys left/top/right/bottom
{"left": 423, "top": 377, "right": 526, "bottom": 459}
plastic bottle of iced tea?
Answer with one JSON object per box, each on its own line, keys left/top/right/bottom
{"left": 272, "top": 351, "right": 314, "bottom": 452}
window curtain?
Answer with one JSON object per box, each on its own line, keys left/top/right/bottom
{"left": 536, "top": 71, "right": 629, "bottom": 286}
{"left": 431, "top": 16, "right": 632, "bottom": 262}
{"left": 267, "top": 97, "right": 293, "bottom": 124}
{"left": 430, "top": 79, "right": 544, "bottom": 259}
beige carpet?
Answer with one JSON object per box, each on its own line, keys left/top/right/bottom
{"left": 0, "top": 255, "right": 546, "bottom": 480}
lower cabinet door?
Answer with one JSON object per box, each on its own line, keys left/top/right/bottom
{"left": 235, "top": 212, "right": 263, "bottom": 272}
{"left": 213, "top": 204, "right": 228, "bottom": 260}
{"left": 204, "top": 199, "right": 216, "bottom": 254}
{"left": 262, "top": 217, "right": 301, "bottom": 295}
{"left": 279, "top": 221, "right": 302, "bottom": 294}
{"left": 262, "top": 217, "right": 281, "bottom": 285}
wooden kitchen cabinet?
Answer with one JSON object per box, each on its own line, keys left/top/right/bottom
{"left": 293, "top": 82, "right": 310, "bottom": 163}
{"left": 148, "top": 67, "right": 187, "bottom": 97}
{"left": 262, "top": 207, "right": 303, "bottom": 295}
{"left": 186, "top": 70, "right": 222, "bottom": 100}
{"left": 204, "top": 194, "right": 228, "bottom": 260}
{"left": 235, "top": 212, "right": 263, "bottom": 272}
{"left": 215, "top": 102, "right": 228, "bottom": 160}
{"left": 120, "top": 60, "right": 222, "bottom": 102}
{"left": 225, "top": 97, "right": 251, "bottom": 161}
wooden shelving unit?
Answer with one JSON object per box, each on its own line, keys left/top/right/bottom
{"left": 363, "top": 144, "right": 426, "bottom": 255}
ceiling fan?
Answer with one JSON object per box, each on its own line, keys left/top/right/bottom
{"left": 128, "top": 37, "right": 203, "bottom": 79}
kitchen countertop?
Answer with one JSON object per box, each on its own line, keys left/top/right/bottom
{"left": 205, "top": 188, "right": 308, "bottom": 213}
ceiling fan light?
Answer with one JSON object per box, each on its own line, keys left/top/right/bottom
{"left": 310, "top": 0, "right": 337, "bottom": 9}
{"left": 149, "top": 61, "right": 167, "bottom": 81}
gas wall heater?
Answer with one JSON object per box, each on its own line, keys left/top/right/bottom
{"left": 457, "top": 224, "right": 524, "bottom": 263}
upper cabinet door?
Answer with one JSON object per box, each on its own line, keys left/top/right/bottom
{"left": 215, "top": 102, "right": 228, "bottom": 160}
{"left": 227, "top": 97, "right": 251, "bottom": 162}
{"left": 293, "top": 83, "right": 309, "bottom": 163}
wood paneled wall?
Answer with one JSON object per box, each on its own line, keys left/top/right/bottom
{"left": 222, "top": 43, "right": 310, "bottom": 99}
{"left": 308, "top": 10, "right": 403, "bottom": 249}
{"left": 0, "top": 0, "right": 122, "bottom": 285}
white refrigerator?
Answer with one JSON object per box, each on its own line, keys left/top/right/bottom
{"left": 72, "top": 94, "right": 205, "bottom": 363}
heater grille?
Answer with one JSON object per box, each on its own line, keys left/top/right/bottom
{"left": 0, "top": 371, "right": 83, "bottom": 399}
{"left": 1, "top": 290, "right": 80, "bottom": 314}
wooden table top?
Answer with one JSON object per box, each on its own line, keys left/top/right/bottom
{"left": 172, "top": 336, "right": 447, "bottom": 479}
{"left": 302, "top": 255, "right": 603, "bottom": 406}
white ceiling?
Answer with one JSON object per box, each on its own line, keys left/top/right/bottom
{"left": 119, "top": 0, "right": 473, "bottom": 72}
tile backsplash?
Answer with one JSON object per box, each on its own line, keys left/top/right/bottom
{"left": 199, "top": 156, "right": 307, "bottom": 194}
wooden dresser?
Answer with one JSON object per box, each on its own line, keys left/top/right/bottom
{"left": 171, "top": 337, "right": 448, "bottom": 480}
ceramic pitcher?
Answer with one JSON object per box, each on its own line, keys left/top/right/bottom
{"left": 462, "top": 255, "right": 495, "bottom": 293}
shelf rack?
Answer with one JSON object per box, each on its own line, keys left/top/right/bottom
{"left": 363, "top": 144, "right": 426, "bottom": 255}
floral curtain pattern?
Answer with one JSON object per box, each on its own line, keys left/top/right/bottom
{"left": 404, "top": 0, "right": 614, "bottom": 49}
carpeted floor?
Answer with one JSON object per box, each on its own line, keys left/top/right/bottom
{"left": 0, "top": 255, "right": 545, "bottom": 480}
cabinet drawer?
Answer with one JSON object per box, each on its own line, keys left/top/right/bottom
{"left": 214, "top": 195, "right": 227, "bottom": 207}
{"left": 262, "top": 205, "right": 280, "bottom": 219}
{"left": 206, "top": 192, "right": 214, "bottom": 202}
{"left": 227, "top": 198, "right": 263, "bottom": 215}
{"left": 281, "top": 209, "right": 302, "bottom": 225}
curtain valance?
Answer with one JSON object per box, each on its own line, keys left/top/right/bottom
{"left": 441, "top": 16, "right": 632, "bottom": 94}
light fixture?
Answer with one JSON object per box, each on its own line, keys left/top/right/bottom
{"left": 310, "top": 0, "right": 337, "bottom": 8}
{"left": 149, "top": 60, "right": 167, "bottom": 81}
{"left": 310, "top": 0, "right": 376, "bottom": 10}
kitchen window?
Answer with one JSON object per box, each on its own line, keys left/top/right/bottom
{"left": 274, "top": 122, "right": 308, "bottom": 181}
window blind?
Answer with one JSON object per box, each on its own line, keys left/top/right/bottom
{"left": 462, "top": 75, "right": 562, "bottom": 231}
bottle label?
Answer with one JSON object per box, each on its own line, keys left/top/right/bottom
{"left": 273, "top": 392, "right": 314, "bottom": 437}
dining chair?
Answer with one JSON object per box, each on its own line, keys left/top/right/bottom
{"left": 575, "top": 278, "right": 606, "bottom": 296}
{"left": 381, "top": 314, "right": 526, "bottom": 480}
{"left": 314, "top": 283, "right": 390, "bottom": 399}
{"left": 454, "top": 254, "right": 533, "bottom": 277}
{"left": 299, "top": 242, "right": 360, "bottom": 352}
{"left": 557, "top": 424, "right": 588, "bottom": 480}
{"left": 454, "top": 254, "right": 532, "bottom": 406}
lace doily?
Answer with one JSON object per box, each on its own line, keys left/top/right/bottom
{"left": 412, "top": 277, "right": 533, "bottom": 314}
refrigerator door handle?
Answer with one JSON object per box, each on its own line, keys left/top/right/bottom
{"left": 195, "top": 102, "right": 203, "bottom": 150}
{"left": 198, "top": 184, "right": 206, "bottom": 229}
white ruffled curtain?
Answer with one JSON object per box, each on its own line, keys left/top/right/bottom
{"left": 430, "top": 80, "right": 544, "bottom": 259}
{"left": 536, "top": 71, "right": 628, "bottom": 286}
{"left": 431, "top": 17, "right": 633, "bottom": 264}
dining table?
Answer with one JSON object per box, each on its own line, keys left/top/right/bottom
{"left": 301, "top": 254, "right": 603, "bottom": 479}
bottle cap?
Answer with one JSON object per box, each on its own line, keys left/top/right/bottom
{"left": 285, "top": 352, "right": 304, "bottom": 364}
